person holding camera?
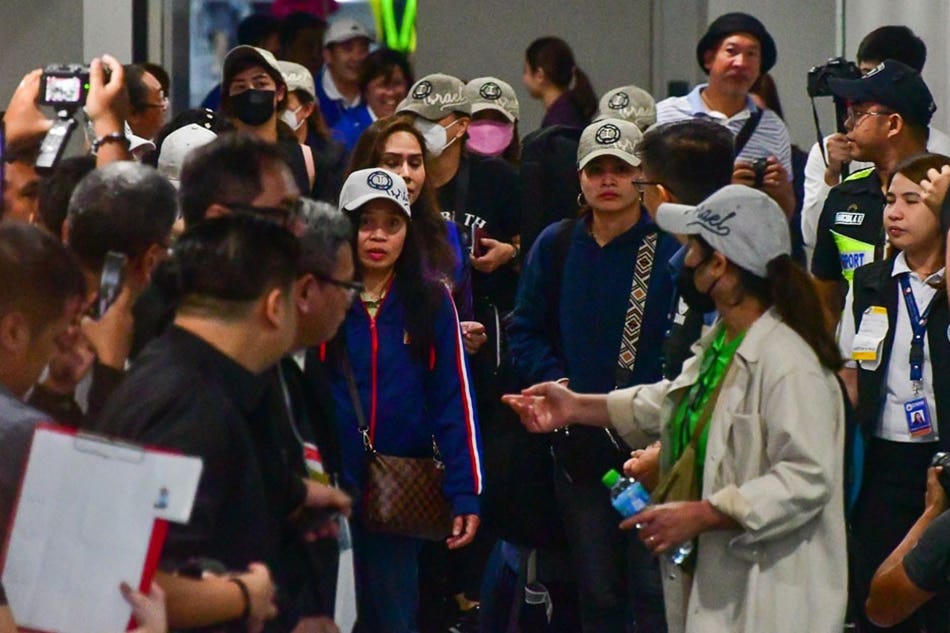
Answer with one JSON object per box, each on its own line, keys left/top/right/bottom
{"left": 811, "top": 61, "right": 935, "bottom": 332}
{"left": 801, "top": 26, "right": 950, "bottom": 267}
{"left": 838, "top": 152, "right": 950, "bottom": 633}
{"left": 866, "top": 462, "right": 950, "bottom": 628}
{"left": 655, "top": 12, "right": 795, "bottom": 218}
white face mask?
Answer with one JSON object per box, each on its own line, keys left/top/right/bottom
{"left": 413, "top": 118, "right": 460, "bottom": 157}
{"left": 280, "top": 106, "right": 305, "bottom": 131}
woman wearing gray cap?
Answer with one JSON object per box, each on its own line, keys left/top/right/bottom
{"left": 505, "top": 185, "right": 847, "bottom": 633}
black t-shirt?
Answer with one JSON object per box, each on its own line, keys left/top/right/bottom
{"left": 91, "top": 326, "right": 282, "bottom": 571}
{"left": 904, "top": 510, "right": 950, "bottom": 593}
{"left": 436, "top": 153, "right": 521, "bottom": 312}
{"left": 812, "top": 167, "right": 886, "bottom": 283}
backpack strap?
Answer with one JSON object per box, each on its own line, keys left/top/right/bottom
{"left": 733, "top": 106, "right": 763, "bottom": 157}
{"left": 614, "top": 230, "right": 658, "bottom": 387}
{"left": 544, "top": 218, "right": 577, "bottom": 360}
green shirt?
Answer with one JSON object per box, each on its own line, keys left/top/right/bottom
{"left": 668, "top": 326, "right": 745, "bottom": 481}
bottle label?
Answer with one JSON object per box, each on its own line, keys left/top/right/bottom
{"left": 612, "top": 482, "right": 651, "bottom": 517}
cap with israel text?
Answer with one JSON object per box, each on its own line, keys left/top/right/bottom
{"left": 339, "top": 168, "right": 411, "bottom": 218}
{"left": 396, "top": 73, "right": 471, "bottom": 121}
{"left": 829, "top": 60, "right": 936, "bottom": 126}
{"left": 594, "top": 85, "right": 656, "bottom": 130}
{"left": 657, "top": 184, "right": 790, "bottom": 277}
{"left": 577, "top": 118, "right": 643, "bottom": 170}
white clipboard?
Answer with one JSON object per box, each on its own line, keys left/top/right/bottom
{"left": 1, "top": 424, "right": 202, "bottom": 633}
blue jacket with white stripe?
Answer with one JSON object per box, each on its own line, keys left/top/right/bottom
{"left": 322, "top": 279, "right": 483, "bottom": 517}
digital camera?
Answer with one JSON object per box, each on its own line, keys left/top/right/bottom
{"left": 931, "top": 452, "right": 950, "bottom": 495}
{"left": 39, "top": 64, "right": 92, "bottom": 108}
{"left": 806, "top": 57, "right": 861, "bottom": 98}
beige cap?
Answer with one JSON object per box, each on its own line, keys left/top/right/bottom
{"left": 396, "top": 73, "right": 471, "bottom": 120}
{"left": 277, "top": 60, "right": 316, "bottom": 100}
{"left": 222, "top": 45, "right": 284, "bottom": 88}
{"left": 577, "top": 118, "right": 643, "bottom": 170}
{"left": 595, "top": 85, "right": 656, "bottom": 130}
{"left": 465, "top": 77, "right": 519, "bottom": 122}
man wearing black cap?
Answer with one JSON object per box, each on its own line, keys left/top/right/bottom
{"left": 811, "top": 60, "right": 935, "bottom": 329}
{"left": 656, "top": 12, "right": 795, "bottom": 217}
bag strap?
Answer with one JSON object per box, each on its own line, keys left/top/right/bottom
{"left": 614, "top": 230, "right": 658, "bottom": 388}
{"left": 685, "top": 371, "right": 726, "bottom": 450}
{"left": 341, "top": 349, "right": 375, "bottom": 455}
{"left": 300, "top": 144, "right": 316, "bottom": 190}
{"left": 733, "top": 107, "right": 763, "bottom": 157}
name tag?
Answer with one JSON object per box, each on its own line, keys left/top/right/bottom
{"left": 853, "top": 306, "right": 888, "bottom": 367}
{"left": 905, "top": 398, "right": 935, "bottom": 438}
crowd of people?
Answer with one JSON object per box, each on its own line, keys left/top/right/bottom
{"left": 1, "top": 6, "right": 950, "bottom": 633}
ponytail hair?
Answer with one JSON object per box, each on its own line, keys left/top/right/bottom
{"left": 738, "top": 255, "right": 843, "bottom": 371}
{"left": 525, "top": 37, "right": 597, "bottom": 122}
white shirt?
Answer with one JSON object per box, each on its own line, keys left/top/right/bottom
{"left": 321, "top": 67, "right": 361, "bottom": 108}
{"left": 839, "top": 252, "right": 945, "bottom": 442}
{"left": 800, "top": 126, "right": 950, "bottom": 267}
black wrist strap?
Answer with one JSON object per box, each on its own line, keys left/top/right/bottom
{"left": 229, "top": 577, "right": 251, "bottom": 621}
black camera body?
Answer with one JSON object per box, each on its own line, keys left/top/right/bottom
{"left": 932, "top": 452, "right": 950, "bottom": 495}
{"left": 751, "top": 157, "right": 769, "bottom": 188}
{"left": 38, "top": 64, "right": 92, "bottom": 109}
{"left": 807, "top": 57, "right": 861, "bottom": 98}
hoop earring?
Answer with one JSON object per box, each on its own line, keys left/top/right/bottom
{"left": 577, "top": 193, "right": 586, "bottom": 207}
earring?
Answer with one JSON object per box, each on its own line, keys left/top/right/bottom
{"left": 577, "top": 193, "right": 586, "bottom": 207}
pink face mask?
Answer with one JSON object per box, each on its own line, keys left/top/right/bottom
{"left": 465, "top": 119, "right": 515, "bottom": 157}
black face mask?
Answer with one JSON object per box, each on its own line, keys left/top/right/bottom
{"left": 231, "top": 89, "right": 276, "bottom": 126}
{"left": 676, "top": 263, "right": 716, "bottom": 314}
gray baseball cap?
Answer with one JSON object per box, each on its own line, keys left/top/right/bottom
{"left": 396, "top": 73, "right": 471, "bottom": 121}
{"left": 222, "top": 46, "right": 284, "bottom": 89}
{"left": 339, "top": 168, "right": 412, "bottom": 218}
{"left": 595, "top": 85, "right": 656, "bottom": 130}
{"left": 577, "top": 118, "right": 643, "bottom": 170}
{"left": 277, "top": 60, "right": 316, "bottom": 100}
{"left": 465, "top": 77, "right": 520, "bottom": 122}
{"left": 324, "top": 18, "right": 372, "bottom": 47}
{"left": 656, "top": 184, "right": 790, "bottom": 277}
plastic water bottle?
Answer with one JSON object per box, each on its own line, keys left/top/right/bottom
{"left": 601, "top": 469, "right": 693, "bottom": 567}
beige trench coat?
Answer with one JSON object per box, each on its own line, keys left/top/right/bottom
{"left": 606, "top": 309, "right": 847, "bottom": 633}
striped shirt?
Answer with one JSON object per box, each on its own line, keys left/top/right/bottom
{"left": 656, "top": 84, "right": 793, "bottom": 180}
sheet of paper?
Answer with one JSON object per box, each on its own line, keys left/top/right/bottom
{"left": 852, "top": 305, "right": 888, "bottom": 365}
{"left": 334, "top": 516, "right": 357, "bottom": 633}
{"left": 2, "top": 427, "right": 202, "bottom": 633}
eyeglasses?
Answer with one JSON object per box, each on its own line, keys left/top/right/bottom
{"left": 142, "top": 96, "right": 169, "bottom": 111}
{"left": 225, "top": 199, "right": 302, "bottom": 228}
{"left": 845, "top": 108, "right": 893, "bottom": 127}
{"left": 631, "top": 180, "right": 664, "bottom": 193}
{"left": 316, "top": 274, "right": 364, "bottom": 299}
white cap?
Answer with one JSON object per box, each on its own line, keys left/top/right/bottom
{"left": 324, "top": 18, "right": 372, "bottom": 47}
{"left": 339, "top": 168, "right": 411, "bottom": 217}
{"left": 157, "top": 124, "right": 218, "bottom": 189}
{"left": 656, "top": 185, "right": 791, "bottom": 277}
{"left": 277, "top": 60, "right": 316, "bottom": 100}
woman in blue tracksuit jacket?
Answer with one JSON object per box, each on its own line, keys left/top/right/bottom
{"left": 319, "top": 167, "right": 483, "bottom": 633}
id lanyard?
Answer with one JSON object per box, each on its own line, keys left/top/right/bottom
{"left": 898, "top": 273, "right": 937, "bottom": 394}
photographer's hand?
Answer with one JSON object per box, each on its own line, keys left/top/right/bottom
{"left": 86, "top": 55, "right": 131, "bottom": 165}
{"left": 3, "top": 69, "right": 53, "bottom": 144}
{"left": 823, "top": 133, "right": 851, "bottom": 186}
{"left": 924, "top": 466, "right": 948, "bottom": 517}
{"left": 760, "top": 157, "right": 796, "bottom": 218}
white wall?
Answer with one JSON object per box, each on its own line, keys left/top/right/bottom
{"left": 844, "top": 1, "right": 950, "bottom": 134}
{"left": 706, "top": 0, "right": 839, "bottom": 148}
{"left": 414, "top": 0, "right": 652, "bottom": 133}
{"left": 0, "top": 0, "right": 84, "bottom": 107}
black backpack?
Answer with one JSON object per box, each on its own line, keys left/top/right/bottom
{"left": 519, "top": 125, "right": 583, "bottom": 255}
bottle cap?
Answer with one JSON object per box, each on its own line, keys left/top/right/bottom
{"left": 602, "top": 469, "right": 621, "bottom": 489}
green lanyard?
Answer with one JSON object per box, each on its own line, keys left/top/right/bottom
{"left": 668, "top": 327, "right": 744, "bottom": 470}
{"left": 380, "top": 0, "right": 416, "bottom": 52}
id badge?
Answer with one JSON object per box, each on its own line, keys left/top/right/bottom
{"left": 303, "top": 442, "right": 329, "bottom": 483}
{"left": 905, "top": 398, "right": 935, "bottom": 438}
{"left": 853, "top": 306, "right": 888, "bottom": 370}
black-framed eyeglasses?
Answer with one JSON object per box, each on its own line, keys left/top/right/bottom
{"left": 316, "top": 274, "right": 364, "bottom": 298}
{"left": 631, "top": 180, "right": 664, "bottom": 193}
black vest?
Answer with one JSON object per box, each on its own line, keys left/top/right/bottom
{"left": 851, "top": 258, "right": 950, "bottom": 450}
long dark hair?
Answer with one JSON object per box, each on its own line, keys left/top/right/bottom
{"left": 525, "top": 37, "right": 597, "bottom": 122}
{"left": 347, "top": 115, "right": 456, "bottom": 278}
{"left": 696, "top": 238, "right": 842, "bottom": 371}
{"left": 349, "top": 204, "right": 444, "bottom": 361}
